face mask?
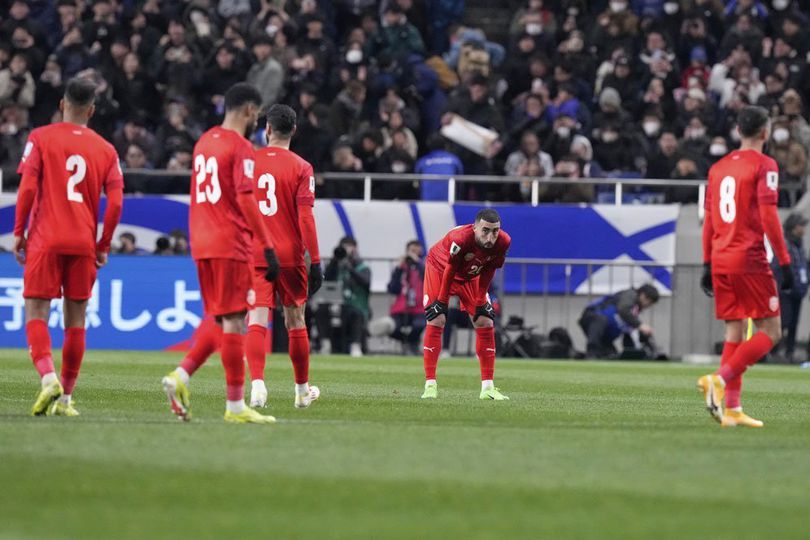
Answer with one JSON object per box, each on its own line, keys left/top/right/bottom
{"left": 525, "top": 23, "right": 542, "bottom": 35}
{"left": 602, "top": 131, "right": 618, "bottom": 143}
{"left": 773, "top": 127, "right": 790, "bottom": 143}
{"left": 642, "top": 121, "right": 661, "bottom": 136}
{"left": 556, "top": 126, "right": 571, "bottom": 138}
{"left": 346, "top": 49, "right": 363, "bottom": 64}
{"left": 687, "top": 127, "right": 706, "bottom": 140}
{"left": 391, "top": 161, "right": 407, "bottom": 173}
{"left": 265, "top": 24, "right": 279, "bottom": 37}
{"left": 709, "top": 143, "right": 727, "bottom": 156}
{"left": 773, "top": 0, "right": 790, "bottom": 10}
{"left": 610, "top": 1, "right": 627, "bottom": 12}
{"left": 663, "top": 2, "right": 679, "bottom": 14}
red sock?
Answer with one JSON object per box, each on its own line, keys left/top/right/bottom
{"left": 180, "top": 318, "right": 222, "bottom": 376}
{"left": 422, "top": 324, "right": 443, "bottom": 380}
{"left": 220, "top": 333, "right": 245, "bottom": 402}
{"left": 61, "top": 327, "right": 86, "bottom": 395}
{"left": 26, "top": 319, "right": 54, "bottom": 377}
{"left": 288, "top": 328, "right": 310, "bottom": 384}
{"left": 246, "top": 324, "right": 266, "bottom": 382}
{"left": 475, "top": 326, "right": 496, "bottom": 380}
{"left": 717, "top": 332, "right": 773, "bottom": 383}
{"left": 720, "top": 341, "right": 742, "bottom": 409}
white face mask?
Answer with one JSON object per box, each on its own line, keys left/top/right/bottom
{"left": 709, "top": 143, "right": 727, "bottom": 156}
{"left": 265, "top": 24, "right": 279, "bottom": 37}
{"left": 525, "top": 23, "right": 542, "bottom": 35}
{"left": 643, "top": 121, "right": 661, "bottom": 136}
{"left": 687, "top": 127, "right": 706, "bottom": 140}
{"left": 663, "top": 2, "right": 679, "bottom": 14}
{"left": 773, "top": 0, "right": 790, "bottom": 10}
{"left": 773, "top": 127, "right": 790, "bottom": 143}
{"left": 346, "top": 49, "right": 363, "bottom": 64}
{"left": 602, "top": 131, "right": 619, "bottom": 143}
{"left": 556, "top": 126, "right": 571, "bottom": 138}
{"left": 610, "top": 1, "right": 627, "bottom": 12}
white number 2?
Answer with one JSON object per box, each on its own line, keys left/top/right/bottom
{"left": 194, "top": 155, "right": 221, "bottom": 204}
{"left": 719, "top": 175, "right": 736, "bottom": 224}
{"left": 258, "top": 173, "right": 278, "bottom": 216}
{"left": 66, "top": 154, "right": 86, "bottom": 203}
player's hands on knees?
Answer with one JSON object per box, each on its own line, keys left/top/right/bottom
{"left": 474, "top": 302, "right": 496, "bottom": 322}
{"left": 425, "top": 300, "right": 448, "bottom": 321}
{"left": 13, "top": 235, "right": 26, "bottom": 265}
{"left": 95, "top": 250, "right": 108, "bottom": 268}
{"left": 263, "top": 248, "right": 280, "bottom": 282}
{"left": 308, "top": 263, "right": 323, "bottom": 296}
{"left": 780, "top": 264, "right": 794, "bottom": 292}
{"left": 700, "top": 263, "right": 713, "bottom": 297}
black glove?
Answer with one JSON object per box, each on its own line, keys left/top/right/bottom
{"left": 308, "top": 262, "right": 323, "bottom": 297}
{"left": 700, "top": 263, "right": 713, "bottom": 297}
{"left": 263, "top": 248, "right": 279, "bottom": 282}
{"left": 474, "top": 302, "right": 496, "bottom": 322}
{"left": 424, "top": 300, "right": 448, "bottom": 321}
{"left": 780, "top": 264, "right": 794, "bottom": 292}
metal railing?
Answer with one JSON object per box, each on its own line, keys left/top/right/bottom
{"left": 117, "top": 168, "right": 707, "bottom": 206}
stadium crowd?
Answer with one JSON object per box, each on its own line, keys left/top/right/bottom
{"left": 2, "top": 0, "right": 810, "bottom": 204}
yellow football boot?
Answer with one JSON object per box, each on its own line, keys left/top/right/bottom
{"left": 722, "top": 410, "right": 764, "bottom": 428}
{"left": 224, "top": 407, "right": 276, "bottom": 424}
{"left": 48, "top": 398, "right": 80, "bottom": 417}
{"left": 696, "top": 374, "right": 725, "bottom": 423}
{"left": 31, "top": 379, "right": 64, "bottom": 416}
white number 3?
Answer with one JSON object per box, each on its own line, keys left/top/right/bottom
{"left": 719, "top": 175, "right": 736, "bottom": 224}
{"left": 66, "top": 154, "right": 86, "bottom": 203}
{"left": 258, "top": 173, "right": 278, "bottom": 216}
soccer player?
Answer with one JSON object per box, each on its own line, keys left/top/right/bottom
{"left": 245, "top": 104, "right": 323, "bottom": 409}
{"left": 421, "top": 208, "right": 511, "bottom": 400}
{"left": 13, "top": 77, "right": 124, "bottom": 416}
{"left": 698, "top": 105, "right": 792, "bottom": 428}
{"left": 161, "top": 83, "right": 280, "bottom": 424}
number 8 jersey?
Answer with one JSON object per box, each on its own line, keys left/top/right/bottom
{"left": 16, "top": 123, "right": 123, "bottom": 256}
{"left": 704, "top": 149, "right": 788, "bottom": 274}
{"left": 190, "top": 126, "right": 256, "bottom": 262}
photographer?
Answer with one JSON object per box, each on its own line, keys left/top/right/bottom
{"left": 387, "top": 240, "right": 426, "bottom": 355}
{"left": 0, "top": 53, "right": 36, "bottom": 110}
{"left": 316, "top": 237, "right": 372, "bottom": 357}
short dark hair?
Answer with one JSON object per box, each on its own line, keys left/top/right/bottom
{"left": 120, "top": 232, "right": 136, "bottom": 243}
{"left": 224, "top": 83, "right": 262, "bottom": 113}
{"left": 475, "top": 208, "right": 501, "bottom": 224}
{"left": 737, "top": 106, "right": 770, "bottom": 138}
{"left": 340, "top": 236, "right": 357, "bottom": 247}
{"left": 266, "top": 104, "right": 297, "bottom": 137}
{"left": 638, "top": 284, "right": 660, "bottom": 303}
{"left": 64, "top": 77, "right": 97, "bottom": 107}
{"left": 406, "top": 239, "right": 421, "bottom": 249}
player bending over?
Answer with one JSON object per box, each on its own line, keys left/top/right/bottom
{"left": 245, "top": 104, "right": 323, "bottom": 409}
{"left": 421, "top": 208, "right": 511, "bottom": 400}
{"left": 698, "top": 105, "right": 792, "bottom": 427}
{"left": 14, "top": 77, "right": 124, "bottom": 416}
{"left": 162, "top": 83, "right": 280, "bottom": 424}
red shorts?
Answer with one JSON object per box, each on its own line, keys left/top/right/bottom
{"left": 253, "top": 266, "right": 308, "bottom": 308}
{"left": 196, "top": 258, "right": 254, "bottom": 316}
{"left": 423, "top": 264, "right": 486, "bottom": 316}
{"left": 24, "top": 251, "right": 97, "bottom": 300}
{"left": 713, "top": 273, "right": 780, "bottom": 320}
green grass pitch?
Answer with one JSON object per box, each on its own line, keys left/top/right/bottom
{"left": 1, "top": 349, "right": 809, "bottom": 540}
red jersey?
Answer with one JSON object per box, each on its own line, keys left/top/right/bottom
{"left": 16, "top": 123, "right": 123, "bottom": 256}
{"left": 189, "top": 126, "right": 256, "bottom": 262}
{"left": 426, "top": 224, "right": 511, "bottom": 282}
{"left": 705, "top": 149, "right": 782, "bottom": 274}
{"left": 251, "top": 146, "right": 315, "bottom": 267}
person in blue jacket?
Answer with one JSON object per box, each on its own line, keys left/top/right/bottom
{"left": 415, "top": 134, "right": 464, "bottom": 201}
{"left": 771, "top": 213, "right": 809, "bottom": 363}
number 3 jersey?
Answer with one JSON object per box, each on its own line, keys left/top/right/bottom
{"left": 17, "top": 123, "right": 123, "bottom": 256}
{"left": 251, "top": 146, "right": 315, "bottom": 268}
{"left": 426, "top": 224, "right": 511, "bottom": 282}
{"left": 705, "top": 149, "right": 785, "bottom": 274}
{"left": 189, "top": 126, "right": 256, "bottom": 262}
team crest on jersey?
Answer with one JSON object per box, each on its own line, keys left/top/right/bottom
{"left": 243, "top": 159, "right": 255, "bottom": 179}
{"left": 423, "top": 294, "right": 429, "bottom": 307}
{"left": 22, "top": 141, "right": 33, "bottom": 161}
{"left": 464, "top": 253, "right": 475, "bottom": 261}
{"left": 247, "top": 289, "right": 256, "bottom": 307}
{"left": 769, "top": 296, "right": 779, "bottom": 312}
{"left": 449, "top": 242, "right": 461, "bottom": 256}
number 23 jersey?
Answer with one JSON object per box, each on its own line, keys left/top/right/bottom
{"left": 706, "top": 149, "right": 779, "bottom": 274}
{"left": 426, "top": 224, "right": 511, "bottom": 282}
{"left": 190, "top": 126, "right": 255, "bottom": 262}
{"left": 17, "top": 123, "right": 123, "bottom": 256}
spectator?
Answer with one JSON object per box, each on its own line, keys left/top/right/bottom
{"left": 0, "top": 53, "right": 36, "bottom": 110}
{"left": 647, "top": 129, "right": 680, "bottom": 179}
{"left": 578, "top": 284, "right": 659, "bottom": 359}
{"left": 537, "top": 154, "right": 593, "bottom": 203}
{"left": 543, "top": 113, "right": 578, "bottom": 162}
{"left": 415, "top": 134, "right": 463, "bottom": 201}
{"left": 706, "top": 136, "right": 730, "bottom": 166}
{"left": 329, "top": 80, "right": 367, "bottom": 138}
{"left": 54, "top": 25, "right": 93, "bottom": 79}
{"left": 387, "top": 240, "right": 426, "bottom": 355}
{"left": 123, "top": 143, "right": 153, "bottom": 170}
{"left": 116, "top": 232, "right": 148, "bottom": 255}
{"left": 504, "top": 130, "right": 554, "bottom": 178}
{"left": 601, "top": 56, "right": 640, "bottom": 111}
{"left": 324, "top": 139, "right": 364, "bottom": 199}
{"left": 31, "top": 55, "right": 64, "bottom": 126}
{"left": 570, "top": 135, "right": 604, "bottom": 179}
{"left": 170, "top": 229, "right": 190, "bottom": 255}
{"left": 114, "top": 51, "right": 160, "bottom": 120}
{"left": 509, "top": 0, "right": 557, "bottom": 40}
{"left": 317, "top": 237, "right": 372, "bottom": 357}
{"left": 246, "top": 36, "right": 284, "bottom": 108}
{"left": 367, "top": 4, "right": 425, "bottom": 59}
{"left": 771, "top": 213, "right": 809, "bottom": 363}
{"left": 354, "top": 129, "right": 384, "bottom": 172}
{"left": 291, "top": 103, "right": 334, "bottom": 172}
{"left": 113, "top": 117, "right": 156, "bottom": 160}
{"left": 149, "top": 19, "right": 201, "bottom": 101}
{"left": 592, "top": 122, "right": 636, "bottom": 173}
{"left": 0, "top": 104, "right": 30, "bottom": 177}
{"left": 769, "top": 117, "right": 808, "bottom": 197}
{"left": 154, "top": 236, "right": 173, "bottom": 255}
{"left": 10, "top": 26, "right": 46, "bottom": 78}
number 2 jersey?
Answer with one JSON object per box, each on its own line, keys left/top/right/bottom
{"left": 251, "top": 146, "right": 315, "bottom": 268}
{"left": 16, "top": 122, "right": 123, "bottom": 256}
{"left": 704, "top": 149, "right": 789, "bottom": 274}
{"left": 426, "top": 224, "right": 511, "bottom": 283}
{"left": 189, "top": 126, "right": 256, "bottom": 262}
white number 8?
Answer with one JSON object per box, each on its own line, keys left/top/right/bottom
{"left": 719, "top": 175, "right": 736, "bottom": 224}
{"left": 66, "top": 154, "right": 86, "bottom": 203}
{"left": 258, "top": 173, "right": 278, "bottom": 216}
